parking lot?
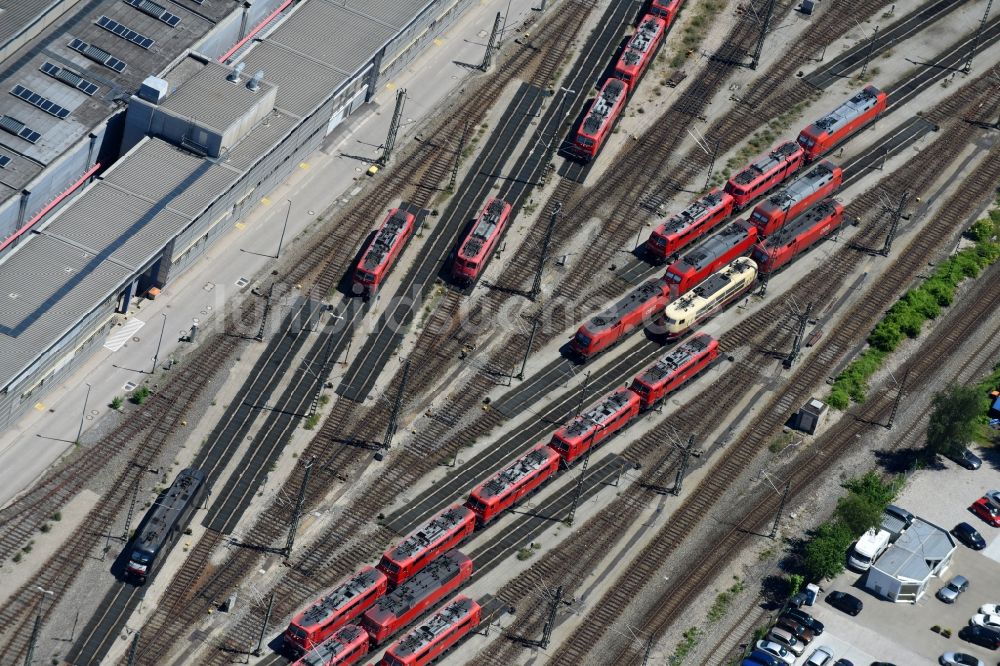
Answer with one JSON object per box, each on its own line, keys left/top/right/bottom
{"left": 787, "top": 446, "right": 1000, "bottom": 666}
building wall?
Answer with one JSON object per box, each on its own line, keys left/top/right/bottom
{"left": 193, "top": 0, "right": 289, "bottom": 62}
{"left": 864, "top": 567, "right": 902, "bottom": 601}
{"left": 0, "top": 296, "right": 118, "bottom": 432}
{"left": 0, "top": 0, "right": 82, "bottom": 64}
{"left": 0, "top": 0, "right": 475, "bottom": 433}
{"left": 0, "top": 119, "right": 112, "bottom": 249}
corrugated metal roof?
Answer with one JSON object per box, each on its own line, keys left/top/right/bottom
{"left": 0, "top": 0, "right": 63, "bottom": 50}
{"left": 345, "top": 0, "right": 433, "bottom": 29}
{"left": 41, "top": 181, "right": 191, "bottom": 270}
{"left": 0, "top": 0, "right": 450, "bottom": 395}
{"left": 268, "top": 1, "right": 396, "bottom": 73}
{"left": 102, "top": 139, "right": 239, "bottom": 219}
{"left": 0, "top": 0, "right": 215, "bottom": 166}
{"left": 223, "top": 110, "right": 297, "bottom": 172}
{"left": 0, "top": 234, "right": 131, "bottom": 387}
{"left": 872, "top": 518, "right": 955, "bottom": 583}
{"left": 237, "top": 41, "right": 347, "bottom": 118}
{"left": 159, "top": 59, "right": 277, "bottom": 133}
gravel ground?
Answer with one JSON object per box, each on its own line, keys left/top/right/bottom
{"left": 668, "top": 267, "right": 1000, "bottom": 666}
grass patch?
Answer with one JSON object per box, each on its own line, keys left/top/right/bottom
{"left": 706, "top": 577, "right": 745, "bottom": 622}
{"left": 829, "top": 197, "right": 1000, "bottom": 409}
{"left": 303, "top": 413, "right": 320, "bottom": 430}
{"left": 767, "top": 431, "right": 796, "bottom": 453}
{"left": 668, "top": 627, "right": 702, "bottom": 665}
{"left": 667, "top": 1, "right": 726, "bottom": 68}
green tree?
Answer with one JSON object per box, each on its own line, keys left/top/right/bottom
{"left": 803, "top": 521, "right": 853, "bottom": 581}
{"left": 843, "top": 470, "right": 898, "bottom": 508}
{"left": 926, "top": 385, "right": 985, "bottom": 459}
{"left": 834, "top": 493, "right": 883, "bottom": 536}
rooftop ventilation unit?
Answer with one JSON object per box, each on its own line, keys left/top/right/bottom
{"left": 246, "top": 70, "right": 264, "bottom": 91}
{"left": 227, "top": 62, "right": 245, "bottom": 83}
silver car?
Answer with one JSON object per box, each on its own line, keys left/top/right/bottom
{"left": 939, "top": 652, "right": 985, "bottom": 666}
{"left": 937, "top": 575, "right": 969, "bottom": 603}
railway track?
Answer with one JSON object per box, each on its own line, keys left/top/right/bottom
{"left": 574, "top": 0, "right": 1000, "bottom": 312}
{"left": 104, "top": 6, "right": 597, "bottom": 664}
{"left": 467, "top": 68, "right": 1000, "bottom": 665}
{"left": 33, "top": 1, "right": 976, "bottom": 660}
{"left": 207, "top": 3, "right": 1000, "bottom": 660}
{"left": 0, "top": 335, "right": 240, "bottom": 662}
{"left": 543, "top": 103, "right": 1000, "bottom": 666}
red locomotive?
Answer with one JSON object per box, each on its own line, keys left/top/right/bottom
{"left": 549, "top": 387, "right": 642, "bottom": 463}
{"left": 629, "top": 333, "right": 719, "bottom": 408}
{"left": 649, "top": 0, "right": 684, "bottom": 23}
{"left": 354, "top": 208, "right": 416, "bottom": 297}
{"left": 378, "top": 505, "right": 475, "bottom": 587}
{"left": 751, "top": 199, "right": 844, "bottom": 273}
{"left": 724, "top": 140, "right": 805, "bottom": 209}
{"left": 646, "top": 189, "right": 735, "bottom": 262}
{"left": 569, "top": 278, "right": 670, "bottom": 359}
{"left": 664, "top": 219, "right": 758, "bottom": 294}
{"left": 452, "top": 198, "right": 512, "bottom": 284}
{"left": 614, "top": 14, "right": 667, "bottom": 85}
{"left": 378, "top": 595, "right": 481, "bottom": 666}
{"left": 798, "top": 85, "right": 887, "bottom": 160}
{"left": 361, "top": 551, "right": 473, "bottom": 646}
{"left": 292, "top": 624, "right": 369, "bottom": 666}
{"left": 574, "top": 78, "right": 629, "bottom": 159}
{"left": 465, "top": 443, "right": 561, "bottom": 525}
{"left": 285, "top": 567, "right": 389, "bottom": 655}
{"left": 748, "top": 160, "right": 842, "bottom": 236}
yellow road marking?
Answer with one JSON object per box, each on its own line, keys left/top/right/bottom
{"left": 34, "top": 402, "right": 45, "bottom": 411}
{"left": 235, "top": 222, "right": 246, "bottom": 230}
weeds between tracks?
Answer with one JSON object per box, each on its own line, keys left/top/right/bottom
{"left": 482, "top": 80, "right": 1000, "bottom": 657}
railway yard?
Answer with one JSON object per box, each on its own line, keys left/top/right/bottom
{"left": 2, "top": 0, "right": 1000, "bottom": 665}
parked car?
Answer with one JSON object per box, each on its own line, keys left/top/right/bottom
{"left": 766, "top": 627, "right": 805, "bottom": 656}
{"left": 939, "top": 653, "right": 985, "bottom": 666}
{"left": 781, "top": 608, "right": 825, "bottom": 635}
{"left": 806, "top": 645, "right": 835, "bottom": 665}
{"left": 825, "top": 591, "right": 863, "bottom": 616}
{"left": 951, "top": 522, "right": 987, "bottom": 550}
{"left": 832, "top": 660, "right": 854, "bottom": 666}
{"left": 755, "top": 639, "right": 795, "bottom": 665}
{"left": 775, "top": 617, "right": 815, "bottom": 643}
{"left": 971, "top": 614, "right": 1000, "bottom": 630}
{"left": 970, "top": 498, "right": 1000, "bottom": 527}
{"left": 884, "top": 504, "right": 914, "bottom": 529}
{"left": 937, "top": 575, "right": 970, "bottom": 603}
{"left": 747, "top": 649, "right": 784, "bottom": 666}
{"left": 945, "top": 448, "right": 982, "bottom": 470}
{"left": 958, "top": 624, "right": 1000, "bottom": 650}
{"left": 980, "top": 603, "right": 1000, "bottom": 615}
{"left": 985, "top": 489, "right": 1000, "bottom": 506}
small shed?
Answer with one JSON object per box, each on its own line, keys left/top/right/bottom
{"left": 792, "top": 398, "right": 828, "bottom": 435}
{"left": 864, "top": 517, "right": 956, "bottom": 603}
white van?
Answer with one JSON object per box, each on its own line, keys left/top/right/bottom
{"left": 848, "top": 528, "right": 891, "bottom": 571}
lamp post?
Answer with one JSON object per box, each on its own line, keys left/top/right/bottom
{"left": 25, "top": 587, "right": 54, "bottom": 666}
{"left": 276, "top": 199, "right": 291, "bottom": 259}
{"left": 151, "top": 312, "right": 167, "bottom": 374}
{"left": 77, "top": 383, "right": 91, "bottom": 444}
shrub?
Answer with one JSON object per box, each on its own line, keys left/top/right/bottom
{"left": 110, "top": 396, "right": 123, "bottom": 411}
{"left": 804, "top": 520, "right": 853, "bottom": 581}
{"left": 130, "top": 386, "right": 151, "bottom": 405}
